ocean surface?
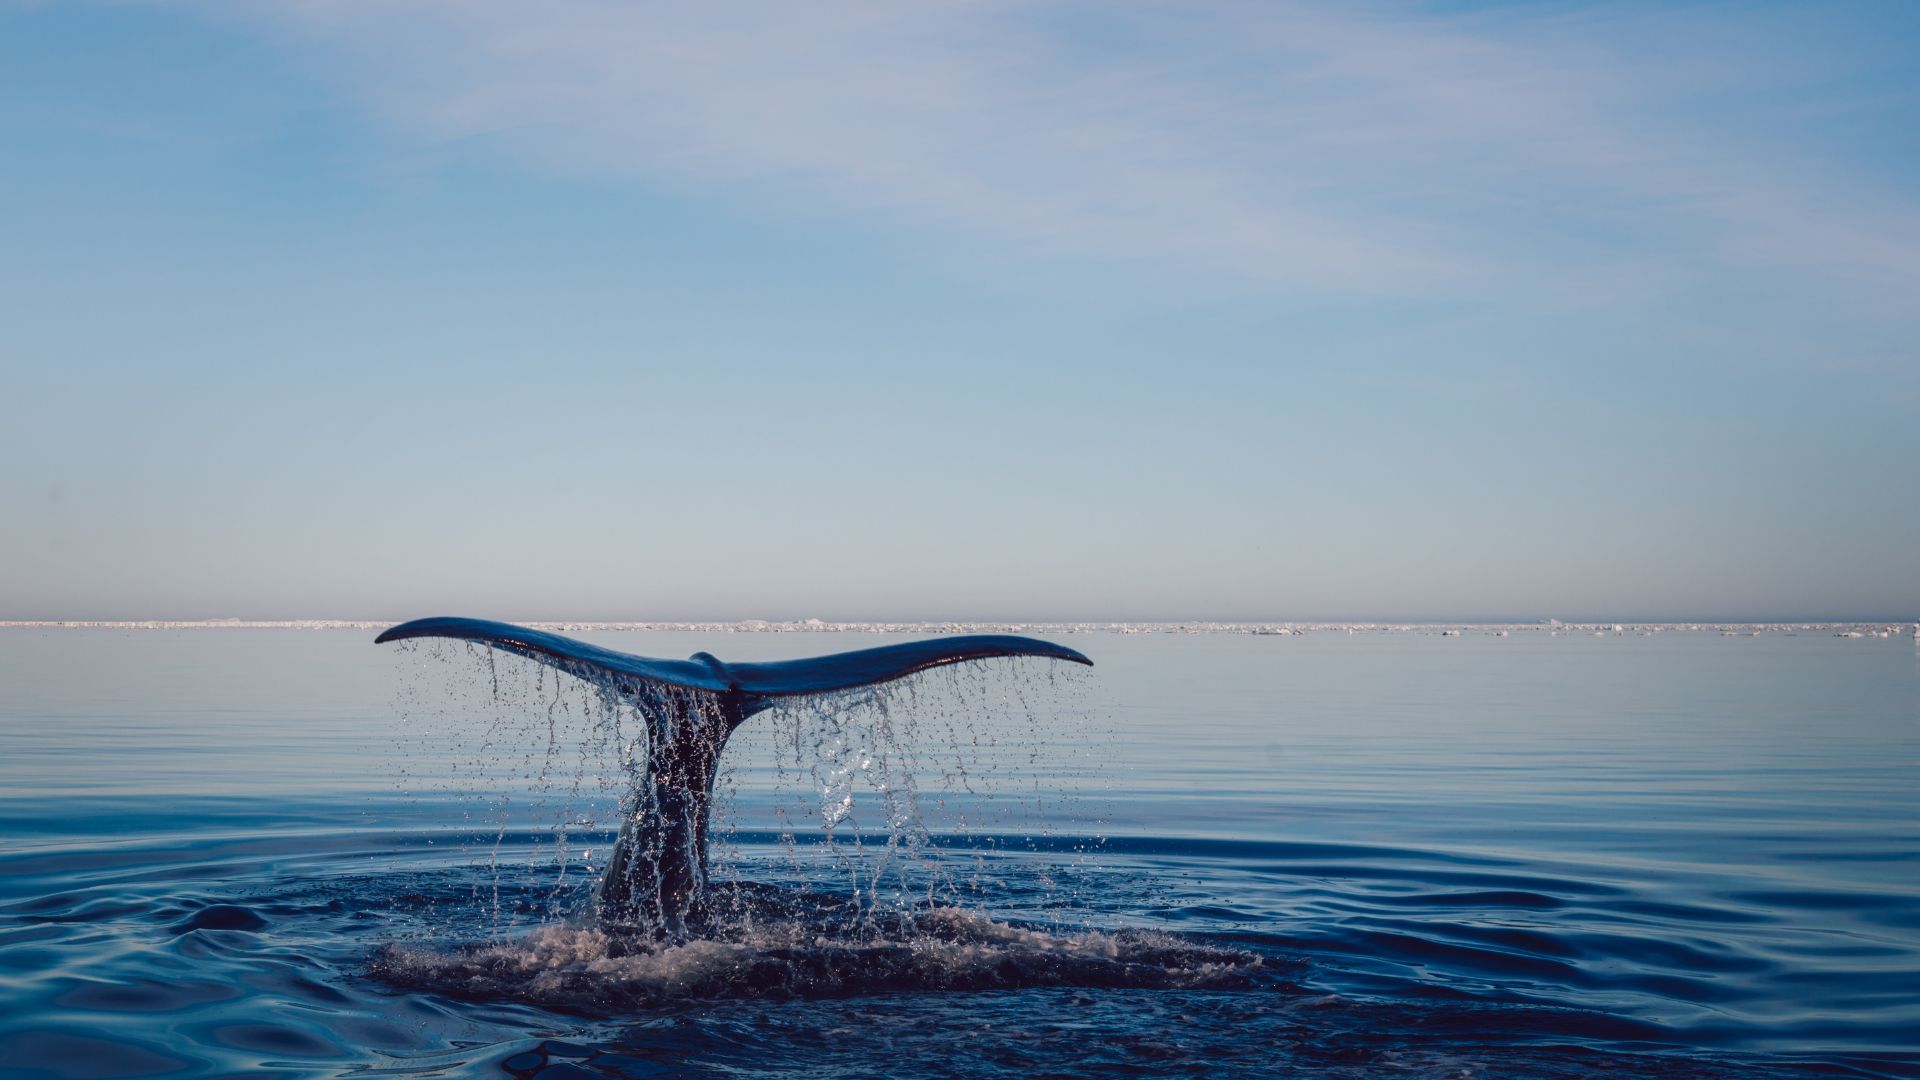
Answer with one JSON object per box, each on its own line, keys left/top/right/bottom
{"left": 1, "top": 625, "right": 1916, "bottom": 1078}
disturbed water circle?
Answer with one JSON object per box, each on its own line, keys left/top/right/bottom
{"left": 378, "top": 638, "right": 1245, "bottom": 1005}
{"left": 371, "top": 896, "right": 1273, "bottom": 1011}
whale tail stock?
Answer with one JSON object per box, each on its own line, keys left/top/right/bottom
{"left": 376, "top": 616, "right": 1092, "bottom": 935}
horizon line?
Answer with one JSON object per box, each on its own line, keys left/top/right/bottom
{"left": 3, "top": 617, "right": 1916, "bottom": 630}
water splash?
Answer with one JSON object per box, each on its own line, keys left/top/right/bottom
{"left": 387, "top": 638, "right": 1119, "bottom": 975}
{"left": 371, "top": 899, "right": 1269, "bottom": 1010}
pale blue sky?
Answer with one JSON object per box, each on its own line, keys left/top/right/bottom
{"left": 2, "top": 1, "right": 1916, "bottom": 621}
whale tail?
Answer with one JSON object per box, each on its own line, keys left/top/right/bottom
{"left": 377, "top": 616, "right": 1091, "bottom": 936}
{"left": 375, "top": 616, "right": 1091, "bottom": 713}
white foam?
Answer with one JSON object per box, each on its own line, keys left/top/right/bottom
{"left": 373, "top": 907, "right": 1263, "bottom": 1006}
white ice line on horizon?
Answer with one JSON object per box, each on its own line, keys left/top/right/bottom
{"left": 2, "top": 619, "right": 1915, "bottom": 634}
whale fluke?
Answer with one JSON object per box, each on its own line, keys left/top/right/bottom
{"left": 377, "top": 616, "right": 1089, "bottom": 705}
{"left": 379, "top": 616, "right": 1091, "bottom": 936}
{"left": 376, "top": 616, "right": 734, "bottom": 691}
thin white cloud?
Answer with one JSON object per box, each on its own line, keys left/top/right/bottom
{"left": 209, "top": 0, "right": 1920, "bottom": 299}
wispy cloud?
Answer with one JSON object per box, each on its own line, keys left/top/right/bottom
{"left": 214, "top": 0, "right": 1920, "bottom": 299}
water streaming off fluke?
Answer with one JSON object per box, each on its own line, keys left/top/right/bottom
{"left": 368, "top": 616, "right": 1203, "bottom": 998}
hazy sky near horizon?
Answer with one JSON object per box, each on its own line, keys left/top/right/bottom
{"left": 3, "top": 1, "right": 1918, "bottom": 621}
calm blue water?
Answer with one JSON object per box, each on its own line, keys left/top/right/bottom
{"left": 1, "top": 627, "right": 1916, "bottom": 1078}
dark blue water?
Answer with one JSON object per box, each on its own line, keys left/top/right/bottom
{"left": 2, "top": 627, "right": 1916, "bottom": 1078}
